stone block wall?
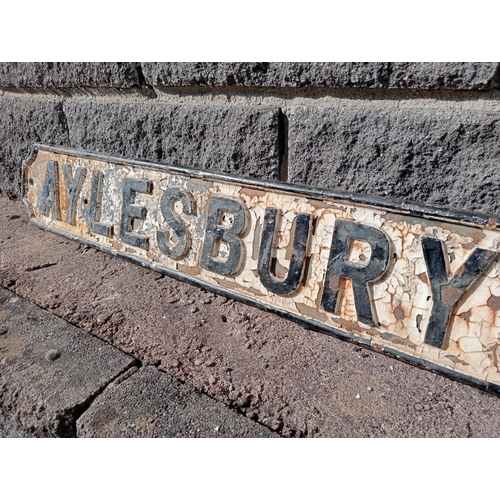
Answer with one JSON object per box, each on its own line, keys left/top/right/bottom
{"left": 2, "top": 63, "right": 500, "bottom": 437}
{"left": 1, "top": 62, "right": 499, "bottom": 216}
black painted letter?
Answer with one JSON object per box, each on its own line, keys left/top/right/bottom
{"left": 38, "top": 160, "right": 60, "bottom": 220}
{"left": 320, "top": 220, "right": 390, "bottom": 326}
{"left": 157, "top": 187, "right": 195, "bottom": 260}
{"left": 421, "top": 237, "right": 497, "bottom": 348}
{"left": 258, "top": 208, "right": 311, "bottom": 295}
{"left": 62, "top": 164, "right": 86, "bottom": 225}
{"left": 201, "top": 196, "right": 247, "bottom": 276}
{"left": 120, "top": 177, "right": 152, "bottom": 249}
{"left": 89, "top": 171, "right": 113, "bottom": 237}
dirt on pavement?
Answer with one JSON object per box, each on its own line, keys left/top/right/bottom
{"left": 2, "top": 195, "right": 500, "bottom": 437}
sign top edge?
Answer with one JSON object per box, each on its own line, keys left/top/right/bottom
{"left": 26, "top": 143, "right": 498, "bottom": 229}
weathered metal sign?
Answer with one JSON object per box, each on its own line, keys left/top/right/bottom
{"left": 23, "top": 145, "right": 500, "bottom": 395}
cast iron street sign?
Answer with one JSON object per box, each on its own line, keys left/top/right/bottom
{"left": 23, "top": 145, "right": 500, "bottom": 395}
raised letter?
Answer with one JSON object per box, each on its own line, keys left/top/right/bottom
{"left": 38, "top": 160, "right": 60, "bottom": 220}
{"left": 421, "top": 237, "right": 497, "bottom": 348}
{"left": 320, "top": 219, "right": 390, "bottom": 326}
{"left": 258, "top": 208, "right": 311, "bottom": 295}
{"left": 89, "top": 171, "right": 113, "bottom": 237}
{"left": 120, "top": 177, "right": 152, "bottom": 249}
{"left": 62, "top": 164, "right": 86, "bottom": 225}
{"left": 201, "top": 196, "right": 247, "bottom": 276}
{"left": 157, "top": 187, "right": 195, "bottom": 260}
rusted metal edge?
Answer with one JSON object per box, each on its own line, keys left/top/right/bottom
{"left": 26, "top": 143, "right": 497, "bottom": 228}
{"left": 25, "top": 215, "right": 500, "bottom": 397}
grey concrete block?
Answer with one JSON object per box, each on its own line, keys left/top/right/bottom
{"left": 0, "top": 287, "right": 136, "bottom": 437}
{"left": 288, "top": 105, "right": 500, "bottom": 215}
{"left": 143, "top": 62, "right": 276, "bottom": 87}
{"left": 143, "top": 62, "right": 499, "bottom": 90}
{"left": 64, "top": 100, "right": 281, "bottom": 179}
{"left": 390, "top": 62, "right": 499, "bottom": 90}
{"left": 0, "top": 63, "right": 140, "bottom": 88}
{"left": 0, "top": 94, "right": 69, "bottom": 196}
{"left": 77, "top": 366, "right": 278, "bottom": 437}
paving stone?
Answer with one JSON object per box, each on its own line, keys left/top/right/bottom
{"left": 0, "top": 407, "right": 31, "bottom": 437}
{"left": 0, "top": 94, "right": 69, "bottom": 196}
{"left": 0, "top": 63, "right": 140, "bottom": 88}
{"left": 63, "top": 99, "right": 281, "bottom": 179}
{"left": 288, "top": 105, "right": 500, "bottom": 215}
{"left": 143, "top": 62, "right": 499, "bottom": 90}
{"left": 77, "top": 366, "right": 278, "bottom": 438}
{"left": 0, "top": 287, "right": 136, "bottom": 437}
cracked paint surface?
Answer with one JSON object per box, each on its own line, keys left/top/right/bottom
{"left": 23, "top": 148, "right": 500, "bottom": 389}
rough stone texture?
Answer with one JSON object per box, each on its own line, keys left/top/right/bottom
{"left": 78, "top": 366, "right": 277, "bottom": 438}
{"left": 0, "top": 63, "right": 140, "bottom": 88}
{"left": 288, "top": 105, "right": 500, "bottom": 216}
{"left": 1, "top": 63, "right": 497, "bottom": 90}
{"left": 0, "top": 94, "right": 69, "bottom": 195}
{"left": 390, "top": 62, "right": 500, "bottom": 90}
{"left": 0, "top": 407, "right": 31, "bottom": 437}
{"left": 0, "top": 96, "right": 281, "bottom": 197}
{"left": 2, "top": 61, "right": 500, "bottom": 438}
{"left": 63, "top": 99, "right": 281, "bottom": 179}
{"left": 3, "top": 197, "right": 500, "bottom": 437}
{"left": 143, "top": 62, "right": 500, "bottom": 90}
{"left": 0, "top": 286, "right": 136, "bottom": 437}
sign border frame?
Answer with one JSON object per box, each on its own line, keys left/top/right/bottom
{"left": 22, "top": 144, "right": 500, "bottom": 397}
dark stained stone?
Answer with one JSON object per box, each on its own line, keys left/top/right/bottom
{"left": 0, "top": 94, "right": 69, "bottom": 196}
{"left": 77, "top": 366, "right": 278, "bottom": 438}
{"left": 143, "top": 62, "right": 500, "bottom": 90}
{"left": 63, "top": 99, "right": 281, "bottom": 179}
{"left": 288, "top": 105, "right": 500, "bottom": 215}
{"left": 0, "top": 287, "right": 136, "bottom": 437}
{"left": 0, "top": 63, "right": 140, "bottom": 88}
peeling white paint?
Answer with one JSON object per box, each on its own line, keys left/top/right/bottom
{"left": 24, "top": 149, "right": 500, "bottom": 388}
